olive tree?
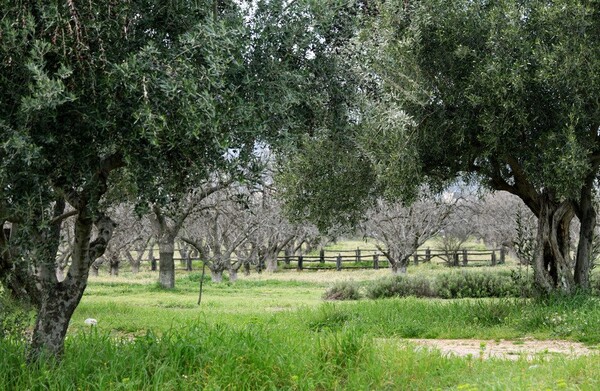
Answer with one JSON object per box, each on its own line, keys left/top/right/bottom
{"left": 282, "top": 0, "right": 600, "bottom": 294}
{"left": 371, "top": 0, "right": 600, "bottom": 293}
{"left": 0, "top": 0, "right": 373, "bottom": 358}
{"left": 181, "top": 186, "right": 257, "bottom": 282}
{"left": 0, "top": 1, "right": 256, "bottom": 359}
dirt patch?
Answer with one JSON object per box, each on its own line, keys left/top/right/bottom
{"left": 384, "top": 338, "right": 597, "bottom": 360}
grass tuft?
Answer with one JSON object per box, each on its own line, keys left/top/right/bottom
{"left": 322, "top": 281, "right": 362, "bottom": 301}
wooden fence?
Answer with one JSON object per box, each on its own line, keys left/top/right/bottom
{"left": 277, "top": 247, "right": 507, "bottom": 271}
{"left": 140, "top": 247, "right": 507, "bottom": 272}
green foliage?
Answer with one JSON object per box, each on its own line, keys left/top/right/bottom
{"left": 322, "top": 281, "right": 362, "bottom": 301}
{"left": 307, "top": 304, "right": 353, "bottom": 332}
{"left": 1, "top": 0, "right": 369, "bottom": 355}
{"left": 3, "top": 274, "right": 600, "bottom": 388}
{"left": 279, "top": 0, "right": 600, "bottom": 296}
{"left": 0, "top": 292, "right": 32, "bottom": 340}
{"left": 366, "top": 271, "right": 533, "bottom": 300}
{"left": 365, "top": 274, "right": 434, "bottom": 299}
{"left": 513, "top": 210, "right": 538, "bottom": 266}
{"left": 278, "top": 135, "right": 376, "bottom": 231}
{"left": 435, "top": 271, "right": 524, "bottom": 299}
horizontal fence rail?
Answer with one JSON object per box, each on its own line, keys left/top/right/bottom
{"left": 112, "top": 247, "right": 507, "bottom": 273}
{"left": 277, "top": 247, "right": 507, "bottom": 271}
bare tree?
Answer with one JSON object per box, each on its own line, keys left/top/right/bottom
{"left": 151, "top": 179, "right": 231, "bottom": 289}
{"left": 438, "top": 199, "right": 477, "bottom": 267}
{"left": 234, "top": 241, "right": 259, "bottom": 277}
{"left": 247, "top": 186, "right": 299, "bottom": 273}
{"left": 182, "top": 188, "right": 257, "bottom": 282}
{"left": 470, "top": 192, "right": 533, "bottom": 248}
{"left": 362, "top": 195, "right": 455, "bottom": 274}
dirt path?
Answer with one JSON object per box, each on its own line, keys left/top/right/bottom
{"left": 391, "top": 338, "right": 597, "bottom": 360}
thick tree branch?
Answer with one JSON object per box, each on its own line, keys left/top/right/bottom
{"left": 49, "top": 209, "right": 79, "bottom": 225}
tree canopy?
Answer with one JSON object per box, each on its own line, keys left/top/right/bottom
{"left": 0, "top": 0, "right": 363, "bottom": 358}
{"left": 280, "top": 0, "right": 600, "bottom": 293}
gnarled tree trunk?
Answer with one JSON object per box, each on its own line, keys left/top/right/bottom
{"left": 534, "top": 196, "right": 575, "bottom": 294}
{"left": 109, "top": 254, "right": 119, "bottom": 276}
{"left": 29, "top": 211, "right": 116, "bottom": 360}
{"left": 574, "top": 176, "right": 596, "bottom": 289}
{"left": 30, "top": 280, "right": 86, "bottom": 359}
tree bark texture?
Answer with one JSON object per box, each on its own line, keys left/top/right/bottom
{"left": 29, "top": 211, "right": 115, "bottom": 360}
{"left": 574, "top": 177, "right": 596, "bottom": 289}
{"left": 30, "top": 280, "right": 86, "bottom": 359}
{"left": 158, "top": 238, "right": 175, "bottom": 289}
{"left": 534, "top": 197, "right": 575, "bottom": 294}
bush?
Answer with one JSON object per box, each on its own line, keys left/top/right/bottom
{"left": 590, "top": 276, "right": 600, "bottom": 296}
{"left": 322, "top": 281, "right": 362, "bottom": 301}
{"left": 365, "top": 275, "right": 434, "bottom": 299}
{"left": 366, "top": 271, "right": 534, "bottom": 300}
{"left": 435, "top": 271, "right": 521, "bottom": 299}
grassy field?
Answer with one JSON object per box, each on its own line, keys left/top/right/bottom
{"left": 3, "top": 263, "right": 600, "bottom": 390}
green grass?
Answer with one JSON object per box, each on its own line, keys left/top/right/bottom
{"left": 4, "top": 266, "right": 600, "bottom": 390}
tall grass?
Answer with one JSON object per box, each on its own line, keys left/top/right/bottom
{"left": 2, "top": 313, "right": 600, "bottom": 390}
{"left": 5, "top": 270, "right": 600, "bottom": 389}
{"left": 298, "top": 294, "right": 600, "bottom": 343}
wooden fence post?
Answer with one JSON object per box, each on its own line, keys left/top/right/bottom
{"left": 491, "top": 251, "right": 497, "bottom": 266}
{"left": 297, "top": 255, "right": 303, "bottom": 271}
{"left": 373, "top": 254, "right": 379, "bottom": 270}
{"left": 462, "top": 249, "right": 468, "bottom": 266}
{"left": 425, "top": 248, "right": 431, "bottom": 263}
{"left": 150, "top": 254, "right": 157, "bottom": 271}
{"left": 413, "top": 252, "right": 419, "bottom": 266}
{"left": 186, "top": 255, "right": 193, "bottom": 271}
{"left": 355, "top": 248, "right": 361, "bottom": 263}
{"left": 320, "top": 248, "right": 325, "bottom": 264}
{"left": 500, "top": 247, "right": 506, "bottom": 264}
{"left": 336, "top": 254, "right": 342, "bottom": 271}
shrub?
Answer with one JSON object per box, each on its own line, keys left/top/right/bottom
{"left": 187, "top": 272, "right": 210, "bottom": 283}
{"left": 322, "top": 281, "right": 362, "bottom": 301}
{"left": 590, "top": 276, "right": 600, "bottom": 296}
{"left": 365, "top": 275, "right": 434, "bottom": 299}
{"left": 435, "top": 271, "right": 520, "bottom": 299}
{"left": 366, "top": 271, "right": 534, "bottom": 300}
